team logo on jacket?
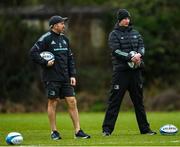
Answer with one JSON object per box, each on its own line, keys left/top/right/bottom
{"left": 51, "top": 40, "right": 56, "bottom": 44}
{"left": 63, "top": 40, "right": 67, "bottom": 45}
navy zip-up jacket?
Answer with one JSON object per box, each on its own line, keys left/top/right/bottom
{"left": 30, "top": 30, "right": 76, "bottom": 82}
{"left": 108, "top": 23, "right": 145, "bottom": 71}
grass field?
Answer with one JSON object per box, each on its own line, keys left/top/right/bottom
{"left": 0, "top": 112, "right": 180, "bottom": 146}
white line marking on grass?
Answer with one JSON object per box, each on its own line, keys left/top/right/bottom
{"left": 171, "top": 140, "right": 180, "bottom": 143}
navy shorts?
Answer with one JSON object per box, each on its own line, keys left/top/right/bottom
{"left": 44, "top": 81, "right": 75, "bottom": 99}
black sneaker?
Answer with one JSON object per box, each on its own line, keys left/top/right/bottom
{"left": 51, "top": 130, "right": 62, "bottom": 140}
{"left": 102, "top": 131, "right": 111, "bottom": 136}
{"left": 141, "top": 130, "right": 157, "bottom": 135}
{"left": 75, "top": 129, "right": 90, "bottom": 139}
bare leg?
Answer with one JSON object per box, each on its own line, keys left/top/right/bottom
{"left": 47, "top": 98, "right": 59, "bottom": 131}
{"left": 65, "top": 96, "right": 80, "bottom": 133}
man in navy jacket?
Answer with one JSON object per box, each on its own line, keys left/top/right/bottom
{"left": 102, "top": 9, "right": 156, "bottom": 136}
{"left": 30, "top": 15, "right": 90, "bottom": 140}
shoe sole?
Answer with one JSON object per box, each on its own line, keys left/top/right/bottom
{"left": 146, "top": 133, "right": 157, "bottom": 135}
{"left": 102, "top": 132, "right": 111, "bottom": 136}
{"left": 74, "top": 136, "right": 90, "bottom": 139}
{"left": 102, "top": 134, "right": 111, "bottom": 136}
{"left": 141, "top": 132, "right": 157, "bottom": 135}
{"left": 52, "top": 137, "right": 61, "bottom": 140}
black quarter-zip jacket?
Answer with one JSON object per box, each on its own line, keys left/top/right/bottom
{"left": 108, "top": 23, "right": 145, "bottom": 71}
{"left": 30, "top": 30, "right": 76, "bottom": 82}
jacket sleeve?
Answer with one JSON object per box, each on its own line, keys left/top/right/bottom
{"left": 63, "top": 36, "right": 76, "bottom": 77}
{"left": 108, "top": 31, "right": 132, "bottom": 61}
{"left": 68, "top": 48, "right": 76, "bottom": 77}
{"left": 137, "top": 33, "right": 145, "bottom": 57}
{"left": 29, "top": 37, "right": 48, "bottom": 66}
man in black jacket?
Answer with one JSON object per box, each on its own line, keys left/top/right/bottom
{"left": 102, "top": 9, "right": 156, "bottom": 136}
{"left": 30, "top": 15, "right": 90, "bottom": 140}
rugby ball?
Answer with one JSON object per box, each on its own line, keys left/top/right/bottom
{"left": 6, "top": 132, "right": 23, "bottom": 145}
{"left": 160, "top": 124, "right": 178, "bottom": 135}
{"left": 40, "top": 51, "right": 55, "bottom": 61}
{"left": 128, "top": 51, "right": 138, "bottom": 68}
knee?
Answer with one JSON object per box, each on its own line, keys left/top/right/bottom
{"left": 67, "top": 98, "right": 77, "bottom": 109}
{"left": 48, "top": 99, "right": 58, "bottom": 109}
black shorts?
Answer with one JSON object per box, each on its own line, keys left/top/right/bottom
{"left": 44, "top": 81, "right": 75, "bottom": 99}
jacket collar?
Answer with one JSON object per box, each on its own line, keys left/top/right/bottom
{"left": 114, "top": 23, "right": 133, "bottom": 32}
{"left": 50, "top": 30, "right": 61, "bottom": 36}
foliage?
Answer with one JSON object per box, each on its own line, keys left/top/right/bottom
{"left": 0, "top": 0, "right": 180, "bottom": 111}
{"left": 0, "top": 15, "right": 44, "bottom": 105}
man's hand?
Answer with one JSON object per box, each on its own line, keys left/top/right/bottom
{"left": 47, "top": 59, "right": 54, "bottom": 67}
{"left": 70, "top": 77, "right": 76, "bottom": 86}
{"left": 131, "top": 53, "right": 141, "bottom": 65}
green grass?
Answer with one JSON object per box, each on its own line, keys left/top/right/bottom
{"left": 0, "top": 112, "right": 180, "bottom": 146}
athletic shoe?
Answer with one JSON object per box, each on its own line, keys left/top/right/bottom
{"left": 75, "top": 129, "right": 90, "bottom": 139}
{"left": 141, "top": 130, "right": 157, "bottom": 135}
{"left": 102, "top": 131, "right": 111, "bottom": 136}
{"left": 51, "top": 130, "right": 62, "bottom": 140}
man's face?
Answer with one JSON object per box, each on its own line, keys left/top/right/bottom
{"left": 119, "top": 17, "right": 130, "bottom": 27}
{"left": 54, "top": 21, "right": 65, "bottom": 33}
